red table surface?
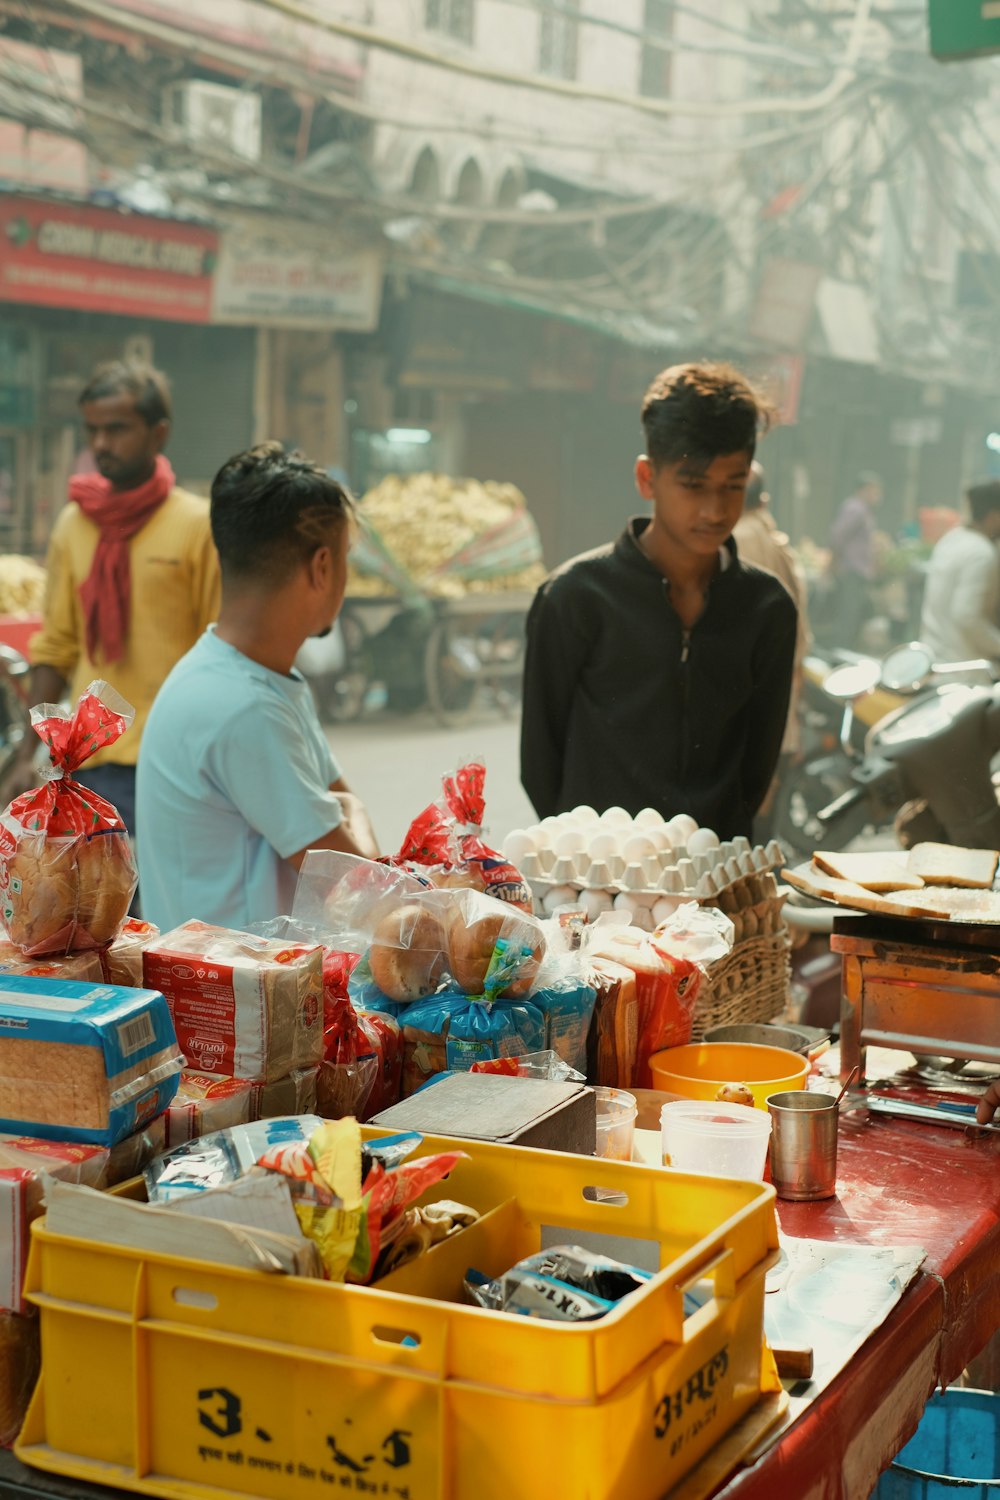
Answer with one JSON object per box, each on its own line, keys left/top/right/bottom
{"left": 712, "top": 1112, "right": 1000, "bottom": 1499}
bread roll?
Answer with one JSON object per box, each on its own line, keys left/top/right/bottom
{"left": 447, "top": 909, "right": 544, "bottom": 998}
{"left": 368, "top": 902, "right": 447, "bottom": 1002}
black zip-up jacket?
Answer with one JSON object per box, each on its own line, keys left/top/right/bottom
{"left": 520, "top": 518, "right": 798, "bottom": 839}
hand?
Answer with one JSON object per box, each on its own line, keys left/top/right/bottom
{"left": 976, "top": 1081, "right": 1000, "bottom": 1126}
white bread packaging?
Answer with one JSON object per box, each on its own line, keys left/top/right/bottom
{"left": 0, "top": 974, "right": 182, "bottom": 1147}
{"left": 163, "top": 1071, "right": 254, "bottom": 1149}
{"left": 142, "top": 921, "right": 324, "bottom": 1084}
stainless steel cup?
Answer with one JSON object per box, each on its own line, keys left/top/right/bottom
{"left": 766, "top": 1091, "right": 839, "bottom": 1201}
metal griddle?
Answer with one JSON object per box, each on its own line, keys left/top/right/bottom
{"left": 832, "top": 914, "right": 1000, "bottom": 1086}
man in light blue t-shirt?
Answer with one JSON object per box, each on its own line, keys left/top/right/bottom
{"left": 137, "top": 443, "right": 379, "bottom": 931}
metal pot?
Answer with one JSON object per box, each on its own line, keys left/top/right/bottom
{"left": 702, "top": 1022, "right": 816, "bottom": 1057}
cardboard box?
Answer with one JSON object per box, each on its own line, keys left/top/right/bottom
{"left": 370, "top": 1072, "right": 597, "bottom": 1154}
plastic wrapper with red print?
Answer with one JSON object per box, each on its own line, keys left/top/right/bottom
{"left": 0, "top": 682, "right": 137, "bottom": 955}
{"left": 385, "top": 761, "right": 532, "bottom": 910}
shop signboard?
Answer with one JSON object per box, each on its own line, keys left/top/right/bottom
{"left": 0, "top": 195, "right": 217, "bottom": 322}
{"left": 929, "top": 0, "right": 1000, "bottom": 60}
{"left": 212, "top": 220, "right": 383, "bottom": 330}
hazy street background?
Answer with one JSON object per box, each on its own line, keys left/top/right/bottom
{"left": 329, "top": 709, "right": 534, "bottom": 853}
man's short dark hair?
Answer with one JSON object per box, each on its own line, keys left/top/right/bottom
{"left": 855, "top": 471, "right": 882, "bottom": 492}
{"left": 78, "top": 360, "right": 172, "bottom": 426}
{"left": 641, "top": 362, "right": 775, "bottom": 470}
{"left": 967, "top": 479, "right": 1000, "bottom": 525}
{"left": 210, "top": 441, "right": 352, "bottom": 584}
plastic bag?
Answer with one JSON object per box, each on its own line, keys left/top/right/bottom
{"left": 466, "top": 1245, "right": 651, "bottom": 1322}
{"left": 399, "top": 988, "right": 546, "bottom": 1095}
{"left": 0, "top": 682, "right": 137, "bottom": 955}
{"left": 386, "top": 762, "right": 532, "bottom": 911}
{"left": 145, "top": 1116, "right": 323, "bottom": 1202}
{"left": 291, "top": 851, "right": 428, "bottom": 954}
{"left": 469, "top": 1049, "right": 585, "bottom": 1082}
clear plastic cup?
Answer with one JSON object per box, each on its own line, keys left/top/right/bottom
{"left": 660, "top": 1099, "right": 773, "bottom": 1180}
{"left": 593, "top": 1086, "right": 638, "bottom": 1161}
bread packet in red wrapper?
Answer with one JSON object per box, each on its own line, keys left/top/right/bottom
{"left": 388, "top": 761, "right": 531, "bottom": 911}
{"left": 0, "top": 682, "right": 137, "bottom": 955}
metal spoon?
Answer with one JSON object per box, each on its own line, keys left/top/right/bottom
{"left": 834, "top": 1065, "right": 859, "bottom": 1107}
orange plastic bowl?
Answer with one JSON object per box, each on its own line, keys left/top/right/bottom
{"left": 649, "top": 1042, "right": 809, "bottom": 1110}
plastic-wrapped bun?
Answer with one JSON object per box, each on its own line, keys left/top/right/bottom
{"left": 446, "top": 890, "right": 546, "bottom": 999}
{"left": 368, "top": 900, "right": 447, "bottom": 1003}
{"left": 0, "top": 682, "right": 137, "bottom": 956}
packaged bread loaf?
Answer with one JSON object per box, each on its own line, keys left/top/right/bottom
{"left": 247, "top": 1066, "right": 319, "bottom": 1120}
{"left": 0, "top": 1137, "right": 112, "bottom": 1312}
{"left": 0, "top": 942, "right": 104, "bottom": 983}
{"left": 0, "top": 682, "right": 138, "bottom": 956}
{"left": 163, "top": 1071, "right": 254, "bottom": 1149}
{"left": 0, "top": 974, "right": 182, "bottom": 1146}
{"left": 142, "top": 921, "right": 324, "bottom": 1084}
{"left": 99, "top": 918, "right": 160, "bottom": 988}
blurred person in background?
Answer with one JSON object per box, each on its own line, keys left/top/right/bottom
{"left": 920, "top": 479, "right": 1000, "bottom": 665}
{"left": 22, "top": 361, "right": 220, "bottom": 842}
{"left": 733, "top": 462, "right": 811, "bottom": 830}
{"left": 829, "top": 471, "right": 882, "bottom": 649}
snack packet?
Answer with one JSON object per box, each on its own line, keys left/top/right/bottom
{"left": 145, "top": 1116, "right": 322, "bottom": 1202}
{"left": 465, "top": 1245, "right": 651, "bottom": 1322}
{"left": 387, "top": 762, "right": 532, "bottom": 910}
{"left": 0, "top": 682, "right": 137, "bottom": 955}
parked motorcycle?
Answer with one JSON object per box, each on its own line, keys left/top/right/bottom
{"left": 772, "top": 642, "right": 999, "bottom": 859}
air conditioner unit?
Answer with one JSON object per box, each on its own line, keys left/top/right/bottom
{"left": 163, "top": 81, "right": 261, "bottom": 163}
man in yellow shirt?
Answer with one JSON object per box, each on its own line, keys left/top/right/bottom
{"left": 27, "top": 360, "right": 220, "bottom": 838}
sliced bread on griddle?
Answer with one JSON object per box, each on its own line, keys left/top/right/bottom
{"left": 813, "top": 850, "right": 925, "bottom": 892}
{"left": 906, "top": 842, "right": 999, "bottom": 889}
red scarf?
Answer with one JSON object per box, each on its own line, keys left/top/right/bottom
{"left": 72, "top": 455, "right": 175, "bottom": 664}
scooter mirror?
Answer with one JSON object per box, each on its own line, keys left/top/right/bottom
{"left": 879, "top": 641, "right": 934, "bottom": 693}
{"left": 822, "top": 659, "right": 881, "bottom": 701}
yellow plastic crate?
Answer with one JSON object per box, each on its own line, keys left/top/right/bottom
{"left": 17, "top": 1130, "right": 778, "bottom": 1500}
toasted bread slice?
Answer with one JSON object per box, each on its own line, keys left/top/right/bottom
{"left": 906, "top": 842, "right": 999, "bottom": 890}
{"left": 813, "top": 851, "right": 925, "bottom": 892}
{"left": 782, "top": 863, "right": 950, "bottom": 919}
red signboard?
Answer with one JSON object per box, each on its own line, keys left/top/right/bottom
{"left": 0, "top": 194, "right": 218, "bottom": 323}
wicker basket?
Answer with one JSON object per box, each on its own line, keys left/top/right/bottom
{"left": 691, "top": 929, "right": 792, "bottom": 1039}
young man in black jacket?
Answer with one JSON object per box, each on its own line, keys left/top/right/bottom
{"left": 520, "top": 362, "right": 798, "bottom": 840}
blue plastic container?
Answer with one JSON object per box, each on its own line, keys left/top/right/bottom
{"left": 875, "top": 1389, "right": 1000, "bottom": 1497}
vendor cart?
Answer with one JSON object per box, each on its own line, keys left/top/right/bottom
{"left": 324, "top": 589, "right": 532, "bottom": 728}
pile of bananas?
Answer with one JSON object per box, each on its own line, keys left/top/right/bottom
{"left": 348, "top": 473, "right": 546, "bottom": 599}
{"left": 0, "top": 555, "right": 45, "bottom": 616}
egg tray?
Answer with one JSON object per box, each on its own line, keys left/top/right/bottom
{"left": 525, "top": 837, "right": 786, "bottom": 905}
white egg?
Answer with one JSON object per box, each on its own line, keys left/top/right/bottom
{"left": 587, "top": 830, "right": 620, "bottom": 861}
{"left": 646, "top": 826, "right": 673, "bottom": 852}
{"left": 539, "top": 815, "right": 563, "bottom": 834}
{"left": 554, "top": 828, "right": 586, "bottom": 858}
{"left": 613, "top": 891, "right": 642, "bottom": 915}
{"left": 572, "top": 804, "right": 601, "bottom": 824}
{"left": 621, "top": 833, "right": 656, "bottom": 865}
{"left": 502, "top": 829, "right": 535, "bottom": 863}
{"left": 600, "top": 805, "right": 633, "bottom": 828}
{"left": 686, "top": 827, "right": 721, "bottom": 856}
{"left": 525, "top": 824, "right": 548, "bottom": 847}
{"left": 670, "top": 813, "right": 699, "bottom": 840}
{"left": 579, "top": 887, "right": 614, "bottom": 920}
{"left": 653, "top": 895, "right": 683, "bottom": 924}
{"left": 635, "top": 807, "right": 665, "bottom": 829}
{"left": 542, "top": 884, "right": 580, "bottom": 913}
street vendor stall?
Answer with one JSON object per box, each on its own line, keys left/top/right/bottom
{"left": 332, "top": 472, "right": 546, "bottom": 726}
{"left": 0, "top": 712, "right": 996, "bottom": 1500}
